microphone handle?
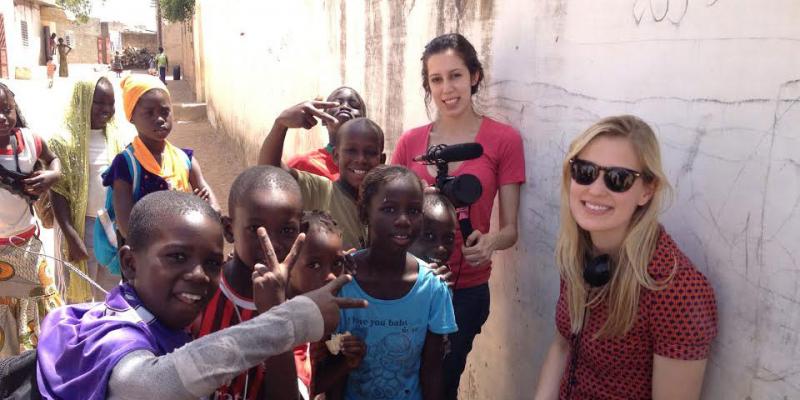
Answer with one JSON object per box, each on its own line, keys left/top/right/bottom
{"left": 457, "top": 207, "right": 473, "bottom": 242}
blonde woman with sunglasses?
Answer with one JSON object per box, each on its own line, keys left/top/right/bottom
{"left": 534, "top": 116, "right": 717, "bottom": 400}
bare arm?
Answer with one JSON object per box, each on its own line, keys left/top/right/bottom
{"left": 24, "top": 140, "right": 62, "bottom": 195}
{"left": 463, "top": 183, "right": 521, "bottom": 266}
{"left": 187, "top": 157, "right": 220, "bottom": 212}
{"left": 420, "top": 331, "right": 446, "bottom": 400}
{"left": 533, "top": 332, "right": 570, "bottom": 400}
{"left": 652, "top": 355, "right": 707, "bottom": 400}
{"left": 112, "top": 180, "right": 134, "bottom": 238}
{"left": 52, "top": 191, "right": 89, "bottom": 262}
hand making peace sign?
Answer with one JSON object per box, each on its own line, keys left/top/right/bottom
{"left": 275, "top": 100, "right": 340, "bottom": 131}
{"left": 252, "top": 227, "right": 305, "bottom": 313}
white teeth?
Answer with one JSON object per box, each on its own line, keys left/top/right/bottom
{"left": 177, "top": 293, "right": 202, "bottom": 304}
{"left": 585, "top": 202, "right": 610, "bottom": 211}
{"left": 352, "top": 169, "right": 366, "bottom": 175}
{"left": 443, "top": 98, "right": 458, "bottom": 105}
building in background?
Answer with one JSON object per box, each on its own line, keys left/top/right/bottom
{"left": 0, "top": 0, "right": 156, "bottom": 78}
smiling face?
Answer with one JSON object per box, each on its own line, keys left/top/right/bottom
{"left": 367, "top": 175, "right": 424, "bottom": 252}
{"left": 425, "top": 49, "right": 480, "bottom": 119}
{"left": 123, "top": 211, "right": 224, "bottom": 330}
{"left": 568, "top": 135, "right": 655, "bottom": 251}
{"left": 130, "top": 89, "right": 172, "bottom": 142}
{"left": 288, "top": 229, "right": 344, "bottom": 297}
{"left": 333, "top": 122, "right": 385, "bottom": 190}
{"left": 0, "top": 90, "right": 18, "bottom": 137}
{"left": 91, "top": 79, "right": 116, "bottom": 130}
{"left": 226, "top": 189, "right": 302, "bottom": 268}
{"left": 410, "top": 204, "right": 457, "bottom": 264}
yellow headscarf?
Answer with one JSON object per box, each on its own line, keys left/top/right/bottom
{"left": 120, "top": 74, "right": 169, "bottom": 121}
{"left": 49, "top": 77, "right": 136, "bottom": 302}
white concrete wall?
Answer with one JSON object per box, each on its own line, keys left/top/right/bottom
{"left": 194, "top": 1, "right": 800, "bottom": 398}
{"left": 13, "top": 2, "right": 41, "bottom": 70}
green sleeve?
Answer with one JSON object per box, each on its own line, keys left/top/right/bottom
{"left": 295, "top": 170, "right": 332, "bottom": 211}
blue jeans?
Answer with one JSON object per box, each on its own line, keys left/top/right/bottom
{"left": 443, "top": 283, "right": 491, "bottom": 399}
{"left": 158, "top": 66, "right": 167, "bottom": 84}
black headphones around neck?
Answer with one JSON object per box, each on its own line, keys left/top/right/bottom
{"left": 583, "top": 254, "right": 612, "bottom": 288}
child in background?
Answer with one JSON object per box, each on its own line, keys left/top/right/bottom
{"left": 50, "top": 76, "right": 135, "bottom": 302}
{"left": 289, "top": 211, "right": 366, "bottom": 399}
{"left": 286, "top": 87, "right": 367, "bottom": 180}
{"left": 409, "top": 193, "right": 457, "bottom": 267}
{"left": 324, "top": 165, "right": 457, "bottom": 400}
{"left": 36, "top": 190, "right": 364, "bottom": 400}
{"left": 0, "top": 83, "right": 63, "bottom": 356}
{"left": 194, "top": 165, "right": 306, "bottom": 400}
{"left": 105, "top": 74, "right": 218, "bottom": 244}
{"left": 46, "top": 57, "right": 56, "bottom": 88}
{"left": 259, "top": 100, "right": 386, "bottom": 250}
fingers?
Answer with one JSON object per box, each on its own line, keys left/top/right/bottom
{"left": 423, "top": 185, "right": 440, "bottom": 195}
{"left": 334, "top": 296, "right": 369, "bottom": 309}
{"left": 311, "top": 100, "right": 340, "bottom": 109}
{"left": 257, "top": 227, "right": 280, "bottom": 271}
{"left": 304, "top": 105, "right": 338, "bottom": 126}
{"left": 326, "top": 273, "right": 353, "bottom": 294}
{"left": 464, "top": 230, "right": 481, "bottom": 247}
{"left": 281, "top": 232, "right": 306, "bottom": 275}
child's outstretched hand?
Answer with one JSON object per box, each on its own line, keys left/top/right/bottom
{"left": 23, "top": 169, "right": 60, "bottom": 195}
{"left": 252, "top": 227, "right": 305, "bottom": 313}
{"left": 428, "top": 263, "right": 455, "bottom": 288}
{"left": 276, "top": 100, "right": 339, "bottom": 130}
{"left": 303, "top": 274, "right": 368, "bottom": 336}
{"left": 340, "top": 335, "right": 367, "bottom": 369}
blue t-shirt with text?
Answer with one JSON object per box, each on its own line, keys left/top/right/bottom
{"left": 337, "top": 257, "right": 457, "bottom": 400}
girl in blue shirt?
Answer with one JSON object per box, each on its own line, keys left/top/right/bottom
{"left": 326, "top": 165, "right": 457, "bottom": 400}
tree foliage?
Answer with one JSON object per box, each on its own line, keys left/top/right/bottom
{"left": 56, "top": 0, "right": 92, "bottom": 23}
{"left": 160, "top": 0, "right": 195, "bottom": 22}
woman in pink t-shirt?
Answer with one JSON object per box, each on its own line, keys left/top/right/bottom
{"left": 392, "top": 33, "right": 526, "bottom": 399}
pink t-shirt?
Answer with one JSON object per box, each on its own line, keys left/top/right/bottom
{"left": 392, "top": 117, "right": 526, "bottom": 289}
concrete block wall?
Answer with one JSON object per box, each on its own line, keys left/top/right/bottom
{"left": 191, "top": 0, "right": 800, "bottom": 398}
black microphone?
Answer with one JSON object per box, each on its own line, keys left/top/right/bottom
{"left": 413, "top": 143, "right": 483, "bottom": 164}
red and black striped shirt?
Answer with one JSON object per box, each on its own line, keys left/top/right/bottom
{"left": 194, "top": 273, "right": 265, "bottom": 400}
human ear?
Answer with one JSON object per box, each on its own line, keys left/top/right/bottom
{"left": 637, "top": 180, "right": 656, "bottom": 206}
{"left": 470, "top": 71, "right": 481, "bottom": 87}
{"left": 222, "top": 215, "right": 235, "bottom": 243}
{"left": 119, "top": 245, "right": 136, "bottom": 282}
{"left": 332, "top": 146, "right": 341, "bottom": 167}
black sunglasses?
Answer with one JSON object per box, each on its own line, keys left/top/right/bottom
{"left": 569, "top": 158, "right": 644, "bottom": 193}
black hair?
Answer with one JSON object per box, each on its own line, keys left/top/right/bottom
{"left": 357, "top": 165, "right": 424, "bottom": 225}
{"left": 423, "top": 192, "right": 457, "bottom": 220}
{"left": 128, "top": 191, "right": 221, "bottom": 250}
{"left": 0, "top": 83, "right": 28, "bottom": 128}
{"left": 301, "top": 210, "right": 343, "bottom": 238}
{"left": 420, "top": 33, "right": 484, "bottom": 108}
{"left": 228, "top": 165, "right": 302, "bottom": 213}
{"left": 327, "top": 86, "right": 367, "bottom": 117}
{"left": 338, "top": 117, "right": 385, "bottom": 150}
{"left": 58, "top": 38, "right": 64, "bottom": 43}
{"left": 158, "top": 47, "right": 164, "bottom": 53}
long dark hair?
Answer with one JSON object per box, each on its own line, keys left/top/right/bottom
{"left": 420, "top": 33, "right": 484, "bottom": 108}
{"left": 0, "top": 83, "right": 28, "bottom": 128}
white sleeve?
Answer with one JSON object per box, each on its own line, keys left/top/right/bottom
{"left": 107, "top": 296, "right": 324, "bottom": 399}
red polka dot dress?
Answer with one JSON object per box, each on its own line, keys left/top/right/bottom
{"left": 555, "top": 228, "right": 718, "bottom": 399}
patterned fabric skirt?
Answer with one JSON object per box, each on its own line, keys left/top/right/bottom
{"left": 0, "top": 236, "right": 63, "bottom": 357}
